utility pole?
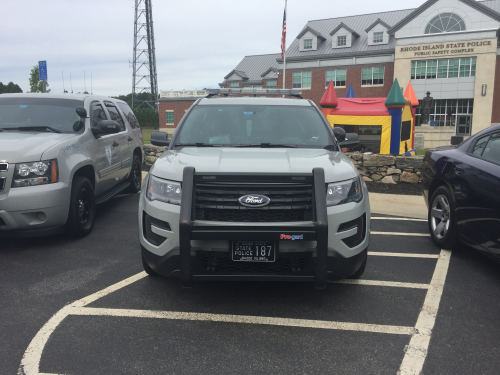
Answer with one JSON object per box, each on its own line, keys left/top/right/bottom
{"left": 132, "top": 0, "right": 158, "bottom": 109}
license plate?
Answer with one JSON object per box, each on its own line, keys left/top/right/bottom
{"left": 231, "top": 241, "right": 276, "bottom": 262}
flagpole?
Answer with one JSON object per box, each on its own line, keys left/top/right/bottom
{"left": 283, "top": 0, "right": 287, "bottom": 95}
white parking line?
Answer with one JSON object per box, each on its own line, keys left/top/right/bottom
{"left": 71, "top": 306, "right": 416, "bottom": 335}
{"left": 398, "top": 249, "right": 451, "bottom": 375}
{"left": 371, "top": 217, "right": 427, "bottom": 222}
{"left": 369, "top": 252, "right": 439, "bottom": 259}
{"left": 331, "top": 279, "right": 430, "bottom": 289}
{"left": 371, "top": 231, "right": 430, "bottom": 237}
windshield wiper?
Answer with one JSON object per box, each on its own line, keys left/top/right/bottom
{"left": 233, "top": 143, "right": 297, "bottom": 148}
{"left": 174, "top": 143, "right": 216, "bottom": 147}
{"left": 4, "top": 126, "right": 62, "bottom": 133}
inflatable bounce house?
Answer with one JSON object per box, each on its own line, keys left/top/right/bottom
{"left": 320, "top": 79, "right": 419, "bottom": 155}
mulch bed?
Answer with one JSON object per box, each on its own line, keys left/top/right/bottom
{"left": 365, "top": 181, "right": 422, "bottom": 196}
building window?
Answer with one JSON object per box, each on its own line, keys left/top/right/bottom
{"left": 304, "top": 39, "right": 313, "bottom": 50}
{"left": 229, "top": 82, "right": 239, "bottom": 88}
{"left": 425, "top": 13, "right": 465, "bottom": 34}
{"left": 337, "top": 35, "right": 347, "bottom": 47}
{"left": 373, "top": 32, "right": 383, "bottom": 43}
{"left": 415, "top": 99, "right": 473, "bottom": 135}
{"left": 325, "top": 69, "right": 346, "bottom": 87}
{"left": 292, "top": 71, "right": 312, "bottom": 89}
{"left": 166, "top": 111, "right": 174, "bottom": 124}
{"left": 267, "top": 80, "right": 277, "bottom": 89}
{"left": 361, "top": 67, "right": 384, "bottom": 86}
{"left": 411, "top": 58, "right": 476, "bottom": 79}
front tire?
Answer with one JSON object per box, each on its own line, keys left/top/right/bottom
{"left": 66, "top": 176, "right": 96, "bottom": 237}
{"left": 349, "top": 254, "right": 367, "bottom": 279}
{"left": 428, "top": 185, "right": 458, "bottom": 249}
{"left": 125, "top": 154, "right": 142, "bottom": 194}
{"left": 142, "top": 256, "right": 159, "bottom": 276}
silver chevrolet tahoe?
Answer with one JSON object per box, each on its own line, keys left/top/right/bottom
{"left": 0, "top": 94, "right": 144, "bottom": 237}
{"left": 139, "top": 90, "right": 370, "bottom": 289}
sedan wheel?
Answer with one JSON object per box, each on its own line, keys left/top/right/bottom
{"left": 428, "top": 185, "right": 458, "bottom": 249}
{"left": 430, "top": 194, "right": 451, "bottom": 239}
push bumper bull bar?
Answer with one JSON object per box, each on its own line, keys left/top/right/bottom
{"left": 179, "top": 167, "right": 329, "bottom": 289}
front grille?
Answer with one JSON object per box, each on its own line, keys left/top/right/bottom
{"left": 194, "top": 179, "right": 314, "bottom": 222}
{"left": 199, "top": 254, "right": 311, "bottom": 275}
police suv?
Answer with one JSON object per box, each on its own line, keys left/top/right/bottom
{"left": 0, "top": 94, "right": 144, "bottom": 237}
{"left": 139, "top": 89, "right": 369, "bottom": 289}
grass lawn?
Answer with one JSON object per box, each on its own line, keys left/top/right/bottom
{"left": 141, "top": 127, "right": 156, "bottom": 144}
{"left": 416, "top": 148, "right": 430, "bottom": 155}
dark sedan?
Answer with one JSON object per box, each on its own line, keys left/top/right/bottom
{"left": 422, "top": 124, "right": 500, "bottom": 259}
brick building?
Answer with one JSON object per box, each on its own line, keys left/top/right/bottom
{"left": 160, "top": 0, "right": 500, "bottom": 138}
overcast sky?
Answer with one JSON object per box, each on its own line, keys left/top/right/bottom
{"left": 1, "top": 0, "right": 428, "bottom": 96}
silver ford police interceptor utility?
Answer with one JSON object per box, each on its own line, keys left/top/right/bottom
{"left": 0, "top": 94, "right": 144, "bottom": 237}
{"left": 139, "top": 89, "right": 369, "bottom": 289}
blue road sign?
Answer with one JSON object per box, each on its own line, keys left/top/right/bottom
{"left": 38, "top": 61, "right": 47, "bottom": 81}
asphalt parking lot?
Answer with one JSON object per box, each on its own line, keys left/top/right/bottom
{"left": 1, "top": 193, "right": 500, "bottom": 375}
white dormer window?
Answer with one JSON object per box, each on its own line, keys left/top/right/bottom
{"left": 337, "top": 35, "right": 347, "bottom": 47}
{"left": 373, "top": 32, "right": 383, "bottom": 44}
{"left": 304, "top": 39, "right": 313, "bottom": 50}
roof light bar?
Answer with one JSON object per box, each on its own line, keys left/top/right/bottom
{"left": 206, "top": 88, "right": 303, "bottom": 98}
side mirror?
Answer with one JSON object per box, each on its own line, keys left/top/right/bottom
{"left": 75, "top": 106, "right": 87, "bottom": 118}
{"left": 151, "top": 130, "right": 170, "bottom": 147}
{"left": 91, "top": 120, "right": 121, "bottom": 137}
{"left": 333, "top": 127, "right": 346, "bottom": 142}
{"left": 340, "top": 133, "right": 360, "bottom": 148}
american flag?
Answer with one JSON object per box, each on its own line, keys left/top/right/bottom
{"left": 281, "top": 0, "right": 287, "bottom": 59}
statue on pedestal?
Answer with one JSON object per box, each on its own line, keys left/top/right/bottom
{"left": 421, "top": 91, "right": 434, "bottom": 124}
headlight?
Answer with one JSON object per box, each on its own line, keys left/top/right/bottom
{"left": 326, "top": 176, "right": 363, "bottom": 206}
{"left": 12, "top": 160, "right": 58, "bottom": 188}
{"left": 146, "top": 175, "right": 181, "bottom": 205}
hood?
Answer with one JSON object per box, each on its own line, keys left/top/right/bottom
{"left": 0, "top": 131, "right": 77, "bottom": 163}
{"left": 151, "top": 147, "right": 358, "bottom": 183}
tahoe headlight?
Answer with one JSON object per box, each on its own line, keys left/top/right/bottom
{"left": 146, "top": 175, "right": 182, "bottom": 205}
{"left": 326, "top": 176, "right": 363, "bottom": 206}
{"left": 12, "top": 160, "right": 58, "bottom": 188}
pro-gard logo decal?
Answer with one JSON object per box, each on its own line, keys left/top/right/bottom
{"left": 280, "top": 234, "right": 304, "bottom": 240}
{"left": 238, "top": 194, "right": 271, "bottom": 208}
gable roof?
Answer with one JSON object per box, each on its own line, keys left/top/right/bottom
{"left": 296, "top": 26, "right": 327, "bottom": 41}
{"left": 388, "top": 0, "right": 500, "bottom": 34}
{"left": 330, "top": 22, "right": 360, "bottom": 37}
{"left": 260, "top": 67, "right": 279, "bottom": 78}
{"left": 224, "top": 70, "right": 248, "bottom": 80}
{"left": 365, "top": 18, "right": 392, "bottom": 32}
{"left": 277, "top": 8, "right": 414, "bottom": 62}
{"left": 221, "top": 53, "right": 281, "bottom": 86}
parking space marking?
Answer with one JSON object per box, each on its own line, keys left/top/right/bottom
{"left": 369, "top": 252, "right": 439, "bottom": 259}
{"left": 332, "top": 279, "right": 430, "bottom": 289}
{"left": 398, "top": 249, "right": 451, "bottom": 375}
{"left": 371, "top": 217, "right": 427, "bottom": 222}
{"left": 371, "top": 231, "right": 430, "bottom": 237}
{"left": 70, "top": 306, "right": 417, "bottom": 335}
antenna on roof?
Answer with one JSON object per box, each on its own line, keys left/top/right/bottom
{"left": 62, "top": 70, "right": 66, "bottom": 93}
{"left": 70, "top": 73, "right": 73, "bottom": 93}
{"left": 84, "top": 70, "right": 87, "bottom": 93}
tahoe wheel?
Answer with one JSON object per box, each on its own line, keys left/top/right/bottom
{"left": 349, "top": 253, "right": 367, "bottom": 279}
{"left": 126, "top": 154, "right": 142, "bottom": 194}
{"left": 66, "top": 176, "right": 96, "bottom": 237}
{"left": 142, "top": 256, "right": 159, "bottom": 276}
{"left": 428, "top": 185, "right": 457, "bottom": 249}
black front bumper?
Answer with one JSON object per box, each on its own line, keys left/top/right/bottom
{"left": 143, "top": 167, "right": 366, "bottom": 289}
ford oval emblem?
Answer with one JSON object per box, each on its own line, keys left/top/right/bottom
{"left": 238, "top": 194, "right": 271, "bottom": 208}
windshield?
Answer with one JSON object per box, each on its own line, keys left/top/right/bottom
{"left": 0, "top": 98, "right": 85, "bottom": 133}
{"left": 175, "top": 105, "right": 333, "bottom": 147}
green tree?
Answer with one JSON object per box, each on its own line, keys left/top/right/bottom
{"left": 0, "top": 81, "right": 23, "bottom": 93}
{"left": 29, "top": 65, "right": 50, "bottom": 93}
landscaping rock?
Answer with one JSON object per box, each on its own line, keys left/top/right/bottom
{"left": 363, "top": 154, "right": 396, "bottom": 167}
{"left": 392, "top": 175, "right": 400, "bottom": 182}
{"left": 386, "top": 168, "right": 401, "bottom": 175}
{"left": 145, "top": 156, "right": 157, "bottom": 164}
{"left": 362, "top": 176, "right": 373, "bottom": 182}
{"left": 396, "top": 156, "right": 424, "bottom": 170}
{"left": 381, "top": 176, "right": 397, "bottom": 184}
{"left": 351, "top": 154, "right": 363, "bottom": 161}
{"left": 400, "top": 171, "right": 420, "bottom": 183}
{"left": 371, "top": 174, "right": 383, "bottom": 181}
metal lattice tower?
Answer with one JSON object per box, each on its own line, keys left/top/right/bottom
{"left": 132, "top": 0, "right": 158, "bottom": 109}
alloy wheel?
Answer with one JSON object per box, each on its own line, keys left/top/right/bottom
{"left": 430, "top": 194, "right": 451, "bottom": 239}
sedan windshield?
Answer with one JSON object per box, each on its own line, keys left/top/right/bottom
{"left": 0, "top": 98, "right": 85, "bottom": 133}
{"left": 175, "top": 105, "right": 333, "bottom": 148}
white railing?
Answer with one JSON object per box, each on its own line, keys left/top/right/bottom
{"left": 160, "top": 89, "right": 207, "bottom": 98}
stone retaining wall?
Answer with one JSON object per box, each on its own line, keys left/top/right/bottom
{"left": 345, "top": 153, "right": 423, "bottom": 184}
{"left": 143, "top": 145, "right": 424, "bottom": 184}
